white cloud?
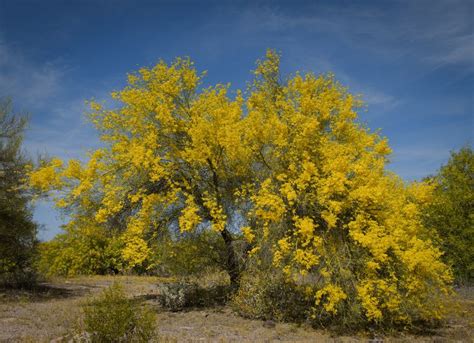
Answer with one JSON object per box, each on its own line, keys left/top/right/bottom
{"left": 0, "top": 40, "right": 106, "bottom": 162}
{"left": 236, "top": 1, "right": 473, "bottom": 70}
{"left": 388, "top": 146, "right": 453, "bottom": 180}
{"left": 0, "top": 41, "right": 65, "bottom": 108}
{"left": 359, "top": 88, "right": 402, "bottom": 114}
{"left": 427, "top": 34, "right": 474, "bottom": 67}
{"left": 0, "top": 41, "right": 110, "bottom": 195}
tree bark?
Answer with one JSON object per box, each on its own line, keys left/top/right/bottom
{"left": 220, "top": 227, "right": 240, "bottom": 287}
{"left": 204, "top": 158, "right": 241, "bottom": 286}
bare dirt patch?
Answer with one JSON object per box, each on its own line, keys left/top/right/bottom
{"left": 0, "top": 276, "right": 472, "bottom": 342}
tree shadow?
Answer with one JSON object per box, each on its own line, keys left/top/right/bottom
{"left": 0, "top": 282, "right": 95, "bottom": 302}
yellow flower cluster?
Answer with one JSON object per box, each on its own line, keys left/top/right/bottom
{"left": 241, "top": 226, "right": 255, "bottom": 243}
{"left": 203, "top": 193, "right": 227, "bottom": 232}
{"left": 179, "top": 195, "right": 201, "bottom": 232}
{"left": 315, "top": 284, "right": 348, "bottom": 314}
{"left": 29, "top": 158, "right": 63, "bottom": 191}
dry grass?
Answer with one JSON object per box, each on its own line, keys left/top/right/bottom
{"left": 0, "top": 276, "right": 472, "bottom": 342}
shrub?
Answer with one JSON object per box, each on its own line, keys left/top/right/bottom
{"left": 231, "top": 269, "right": 311, "bottom": 323}
{"left": 37, "top": 223, "right": 125, "bottom": 277}
{"left": 157, "top": 279, "right": 231, "bottom": 311}
{"left": 81, "top": 283, "right": 156, "bottom": 342}
{"left": 151, "top": 229, "right": 227, "bottom": 276}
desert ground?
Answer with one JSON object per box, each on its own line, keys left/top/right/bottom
{"left": 0, "top": 276, "right": 472, "bottom": 342}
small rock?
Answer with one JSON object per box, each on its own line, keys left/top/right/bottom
{"left": 180, "top": 326, "right": 193, "bottom": 330}
{"left": 68, "top": 331, "right": 90, "bottom": 343}
{"left": 263, "top": 320, "right": 276, "bottom": 328}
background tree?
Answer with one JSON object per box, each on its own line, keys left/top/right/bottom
{"left": 0, "top": 98, "right": 38, "bottom": 286}
{"left": 424, "top": 146, "right": 473, "bottom": 283}
{"left": 37, "top": 220, "right": 124, "bottom": 277}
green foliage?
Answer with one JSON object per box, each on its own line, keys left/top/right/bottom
{"left": 425, "top": 146, "right": 474, "bottom": 283}
{"left": 38, "top": 224, "right": 124, "bottom": 277}
{"left": 38, "top": 225, "right": 227, "bottom": 277}
{"left": 152, "top": 229, "right": 227, "bottom": 276}
{"left": 82, "top": 283, "right": 156, "bottom": 342}
{"left": 231, "top": 269, "right": 311, "bottom": 323}
{"left": 0, "top": 98, "right": 38, "bottom": 286}
{"left": 157, "top": 278, "right": 231, "bottom": 311}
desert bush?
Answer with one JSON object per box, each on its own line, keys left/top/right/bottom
{"left": 152, "top": 229, "right": 227, "bottom": 276}
{"left": 0, "top": 266, "right": 38, "bottom": 289}
{"left": 81, "top": 283, "right": 156, "bottom": 342}
{"left": 156, "top": 281, "right": 196, "bottom": 311}
{"left": 231, "top": 269, "right": 311, "bottom": 323}
{"left": 38, "top": 222, "right": 125, "bottom": 277}
{"left": 157, "top": 279, "right": 231, "bottom": 311}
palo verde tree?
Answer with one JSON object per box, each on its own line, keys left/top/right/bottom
{"left": 30, "top": 51, "right": 452, "bottom": 325}
{"left": 30, "top": 57, "right": 252, "bottom": 283}
{"left": 0, "top": 99, "right": 38, "bottom": 285}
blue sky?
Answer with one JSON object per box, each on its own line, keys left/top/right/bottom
{"left": 0, "top": 0, "right": 472, "bottom": 240}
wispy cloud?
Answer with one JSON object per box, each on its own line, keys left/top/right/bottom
{"left": 388, "top": 146, "right": 453, "bottom": 180}
{"left": 388, "top": 118, "right": 472, "bottom": 181}
{"left": 426, "top": 34, "right": 474, "bottom": 68}
{"left": 361, "top": 90, "right": 401, "bottom": 113}
{"left": 0, "top": 40, "right": 105, "bottom": 162}
{"left": 0, "top": 41, "right": 65, "bottom": 108}
{"left": 24, "top": 111, "right": 100, "bottom": 162}
{"left": 236, "top": 1, "right": 473, "bottom": 70}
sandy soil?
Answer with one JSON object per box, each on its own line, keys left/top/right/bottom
{"left": 0, "top": 276, "right": 472, "bottom": 342}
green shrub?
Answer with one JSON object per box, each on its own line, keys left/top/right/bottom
{"left": 157, "top": 279, "right": 231, "bottom": 311}
{"left": 151, "top": 229, "right": 227, "bottom": 276}
{"left": 81, "top": 283, "right": 156, "bottom": 342}
{"left": 0, "top": 266, "right": 37, "bottom": 289}
{"left": 38, "top": 224, "right": 125, "bottom": 277}
{"left": 231, "top": 269, "right": 311, "bottom": 323}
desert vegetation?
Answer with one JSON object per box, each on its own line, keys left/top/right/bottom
{"left": 1, "top": 50, "right": 473, "bottom": 342}
{"left": 0, "top": 99, "right": 38, "bottom": 288}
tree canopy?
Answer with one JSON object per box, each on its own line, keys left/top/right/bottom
{"left": 0, "top": 99, "right": 38, "bottom": 285}
{"left": 424, "top": 146, "right": 473, "bottom": 283}
{"left": 29, "top": 50, "right": 452, "bottom": 325}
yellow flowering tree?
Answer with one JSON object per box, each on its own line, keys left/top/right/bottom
{"left": 37, "top": 220, "right": 124, "bottom": 277}
{"left": 29, "top": 50, "right": 452, "bottom": 325}
{"left": 240, "top": 51, "right": 452, "bottom": 325}
{"left": 30, "top": 57, "right": 253, "bottom": 282}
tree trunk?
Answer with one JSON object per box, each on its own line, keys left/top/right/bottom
{"left": 220, "top": 227, "right": 240, "bottom": 287}
{"left": 204, "top": 158, "right": 241, "bottom": 287}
